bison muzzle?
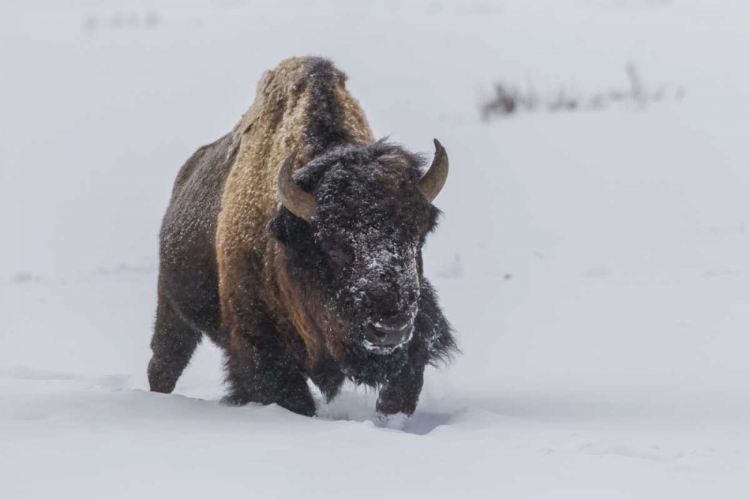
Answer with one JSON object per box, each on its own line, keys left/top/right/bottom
{"left": 148, "top": 56, "right": 457, "bottom": 417}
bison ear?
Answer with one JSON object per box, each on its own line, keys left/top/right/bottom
{"left": 268, "top": 206, "right": 313, "bottom": 247}
{"left": 268, "top": 209, "right": 292, "bottom": 245}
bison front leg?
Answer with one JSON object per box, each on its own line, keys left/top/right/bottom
{"left": 376, "top": 362, "right": 425, "bottom": 417}
{"left": 377, "top": 280, "right": 457, "bottom": 417}
{"left": 224, "top": 326, "right": 316, "bottom": 417}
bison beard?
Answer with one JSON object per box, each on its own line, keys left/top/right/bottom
{"left": 148, "top": 57, "right": 456, "bottom": 417}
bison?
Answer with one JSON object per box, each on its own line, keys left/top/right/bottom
{"left": 148, "top": 56, "right": 456, "bottom": 417}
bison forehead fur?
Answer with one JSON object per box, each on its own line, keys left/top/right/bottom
{"left": 148, "top": 56, "right": 457, "bottom": 417}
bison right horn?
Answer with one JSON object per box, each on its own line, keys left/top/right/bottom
{"left": 420, "top": 139, "right": 449, "bottom": 203}
{"left": 277, "top": 148, "right": 317, "bottom": 221}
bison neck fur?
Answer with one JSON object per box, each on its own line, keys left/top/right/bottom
{"left": 149, "top": 57, "right": 456, "bottom": 417}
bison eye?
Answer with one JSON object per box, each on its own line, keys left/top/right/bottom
{"left": 320, "top": 241, "right": 353, "bottom": 268}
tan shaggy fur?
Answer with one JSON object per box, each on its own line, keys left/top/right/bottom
{"left": 216, "top": 57, "right": 375, "bottom": 364}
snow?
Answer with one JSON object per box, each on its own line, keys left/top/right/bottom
{"left": 2, "top": 0, "right": 750, "bottom": 498}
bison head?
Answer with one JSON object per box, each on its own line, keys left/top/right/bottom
{"left": 269, "top": 140, "right": 448, "bottom": 367}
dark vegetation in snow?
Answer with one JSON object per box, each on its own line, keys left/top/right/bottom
{"left": 481, "top": 63, "right": 685, "bottom": 120}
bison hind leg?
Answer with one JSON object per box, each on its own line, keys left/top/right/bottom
{"left": 148, "top": 295, "right": 202, "bottom": 394}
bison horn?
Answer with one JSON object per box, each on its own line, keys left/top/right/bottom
{"left": 420, "top": 139, "right": 449, "bottom": 202}
{"left": 277, "top": 148, "right": 317, "bottom": 221}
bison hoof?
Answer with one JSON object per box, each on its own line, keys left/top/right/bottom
{"left": 376, "top": 412, "right": 410, "bottom": 430}
{"left": 280, "top": 398, "right": 317, "bottom": 417}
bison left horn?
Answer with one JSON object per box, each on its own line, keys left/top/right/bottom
{"left": 277, "top": 148, "right": 317, "bottom": 221}
{"left": 420, "top": 139, "right": 449, "bottom": 202}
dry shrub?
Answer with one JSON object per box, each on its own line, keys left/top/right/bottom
{"left": 481, "top": 63, "right": 683, "bottom": 121}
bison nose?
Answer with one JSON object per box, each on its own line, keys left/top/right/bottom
{"left": 364, "top": 317, "right": 414, "bottom": 349}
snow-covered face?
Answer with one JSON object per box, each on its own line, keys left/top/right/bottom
{"left": 316, "top": 218, "right": 422, "bottom": 354}
{"left": 270, "top": 143, "right": 439, "bottom": 357}
{"left": 312, "top": 148, "right": 435, "bottom": 355}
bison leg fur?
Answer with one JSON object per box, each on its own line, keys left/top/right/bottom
{"left": 376, "top": 362, "right": 425, "bottom": 417}
{"left": 223, "top": 329, "right": 316, "bottom": 417}
{"left": 148, "top": 296, "right": 202, "bottom": 394}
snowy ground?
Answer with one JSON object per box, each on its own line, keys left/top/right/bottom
{"left": 2, "top": 0, "right": 750, "bottom": 498}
